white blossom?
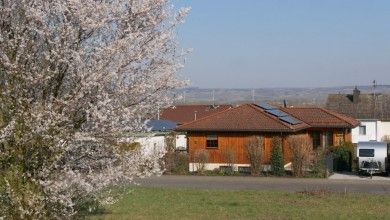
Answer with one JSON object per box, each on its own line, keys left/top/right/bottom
{"left": 0, "top": 0, "right": 189, "bottom": 218}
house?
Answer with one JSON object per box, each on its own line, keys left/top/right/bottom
{"left": 326, "top": 87, "right": 390, "bottom": 143}
{"left": 176, "top": 103, "right": 359, "bottom": 172}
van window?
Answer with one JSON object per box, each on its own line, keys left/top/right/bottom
{"left": 359, "top": 149, "right": 374, "bottom": 157}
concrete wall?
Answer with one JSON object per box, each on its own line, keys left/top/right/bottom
{"left": 188, "top": 163, "right": 272, "bottom": 172}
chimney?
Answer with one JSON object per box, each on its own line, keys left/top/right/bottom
{"left": 194, "top": 110, "right": 197, "bottom": 121}
{"left": 283, "top": 100, "right": 287, "bottom": 108}
{"left": 353, "top": 86, "right": 360, "bottom": 104}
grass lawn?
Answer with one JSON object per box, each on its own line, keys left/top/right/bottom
{"left": 89, "top": 187, "right": 390, "bottom": 220}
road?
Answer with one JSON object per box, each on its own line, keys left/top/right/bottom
{"left": 136, "top": 175, "right": 390, "bottom": 194}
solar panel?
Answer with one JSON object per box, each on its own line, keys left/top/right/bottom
{"left": 266, "top": 109, "right": 289, "bottom": 117}
{"left": 147, "top": 120, "right": 177, "bottom": 131}
{"left": 257, "top": 102, "right": 276, "bottom": 110}
{"left": 279, "top": 116, "right": 301, "bottom": 125}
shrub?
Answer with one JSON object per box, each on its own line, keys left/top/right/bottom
{"left": 172, "top": 153, "right": 189, "bottom": 175}
{"left": 332, "top": 142, "right": 353, "bottom": 172}
{"left": 163, "top": 133, "right": 176, "bottom": 174}
{"left": 246, "top": 136, "right": 264, "bottom": 176}
{"left": 193, "top": 149, "right": 209, "bottom": 174}
{"left": 311, "top": 148, "right": 328, "bottom": 178}
{"left": 288, "top": 135, "right": 314, "bottom": 177}
{"left": 222, "top": 148, "right": 236, "bottom": 175}
{"left": 270, "top": 137, "right": 285, "bottom": 176}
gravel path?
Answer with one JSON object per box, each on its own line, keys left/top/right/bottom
{"left": 136, "top": 175, "right": 390, "bottom": 194}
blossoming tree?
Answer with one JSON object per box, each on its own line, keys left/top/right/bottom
{"left": 0, "top": 0, "right": 188, "bottom": 218}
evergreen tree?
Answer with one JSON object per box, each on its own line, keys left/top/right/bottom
{"left": 271, "top": 137, "right": 285, "bottom": 176}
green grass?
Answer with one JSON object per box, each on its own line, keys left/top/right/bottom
{"left": 89, "top": 187, "right": 390, "bottom": 220}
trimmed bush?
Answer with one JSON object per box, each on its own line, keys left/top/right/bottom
{"left": 171, "top": 152, "right": 189, "bottom": 175}
{"left": 311, "top": 148, "right": 328, "bottom": 178}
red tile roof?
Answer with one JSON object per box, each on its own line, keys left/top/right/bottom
{"left": 176, "top": 104, "right": 359, "bottom": 132}
{"left": 281, "top": 107, "right": 360, "bottom": 128}
{"left": 160, "top": 104, "right": 232, "bottom": 125}
{"left": 176, "top": 104, "right": 310, "bottom": 132}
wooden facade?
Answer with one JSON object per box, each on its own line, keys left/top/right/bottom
{"left": 187, "top": 128, "right": 352, "bottom": 165}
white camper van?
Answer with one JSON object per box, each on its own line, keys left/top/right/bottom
{"left": 357, "top": 141, "right": 388, "bottom": 174}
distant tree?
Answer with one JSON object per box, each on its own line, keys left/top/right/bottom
{"left": 0, "top": 0, "right": 189, "bottom": 218}
{"left": 270, "top": 137, "right": 284, "bottom": 176}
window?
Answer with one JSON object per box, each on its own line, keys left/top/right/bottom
{"left": 312, "top": 132, "right": 321, "bottom": 149}
{"left": 206, "top": 135, "right": 218, "bottom": 148}
{"left": 359, "top": 149, "right": 374, "bottom": 157}
{"left": 359, "top": 126, "right": 367, "bottom": 135}
{"left": 323, "top": 132, "right": 333, "bottom": 147}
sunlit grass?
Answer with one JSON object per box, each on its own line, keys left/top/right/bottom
{"left": 89, "top": 187, "right": 390, "bottom": 220}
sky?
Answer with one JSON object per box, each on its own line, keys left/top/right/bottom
{"left": 172, "top": 0, "right": 390, "bottom": 88}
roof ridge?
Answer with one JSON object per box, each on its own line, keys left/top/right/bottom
{"left": 175, "top": 104, "right": 236, "bottom": 129}
{"left": 248, "top": 104, "right": 307, "bottom": 130}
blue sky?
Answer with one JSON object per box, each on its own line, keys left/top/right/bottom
{"left": 173, "top": 0, "right": 390, "bottom": 88}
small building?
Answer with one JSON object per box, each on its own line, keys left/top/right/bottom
{"left": 146, "top": 119, "right": 187, "bottom": 150}
{"left": 326, "top": 87, "right": 390, "bottom": 143}
{"left": 176, "top": 103, "right": 359, "bottom": 172}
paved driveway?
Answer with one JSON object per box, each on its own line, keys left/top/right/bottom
{"left": 137, "top": 175, "right": 390, "bottom": 194}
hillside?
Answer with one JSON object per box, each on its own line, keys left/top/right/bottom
{"left": 175, "top": 85, "right": 390, "bottom": 107}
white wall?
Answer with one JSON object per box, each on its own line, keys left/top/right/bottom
{"left": 175, "top": 134, "right": 187, "bottom": 150}
{"left": 188, "top": 163, "right": 272, "bottom": 172}
{"left": 378, "top": 121, "right": 390, "bottom": 142}
{"left": 352, "top": 120, "right": 377, "bottom": 143}
{"left": 352, "top": 120, "right": 390, "bottom": 143}
{"left": 134, "top": 135, "right": 166, "bottom": 155}
{"left": 125, "top": 133, "right": 187, "bottom": 155}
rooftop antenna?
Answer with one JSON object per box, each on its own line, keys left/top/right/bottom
{"left": 251, "top": 89, "right": 255, "bottom": 103}
{"left": 373, "top": 80, "right": 377, "bottom": 119}
{"left": 212, "top": 89, "right": 215, "bottom": 107}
